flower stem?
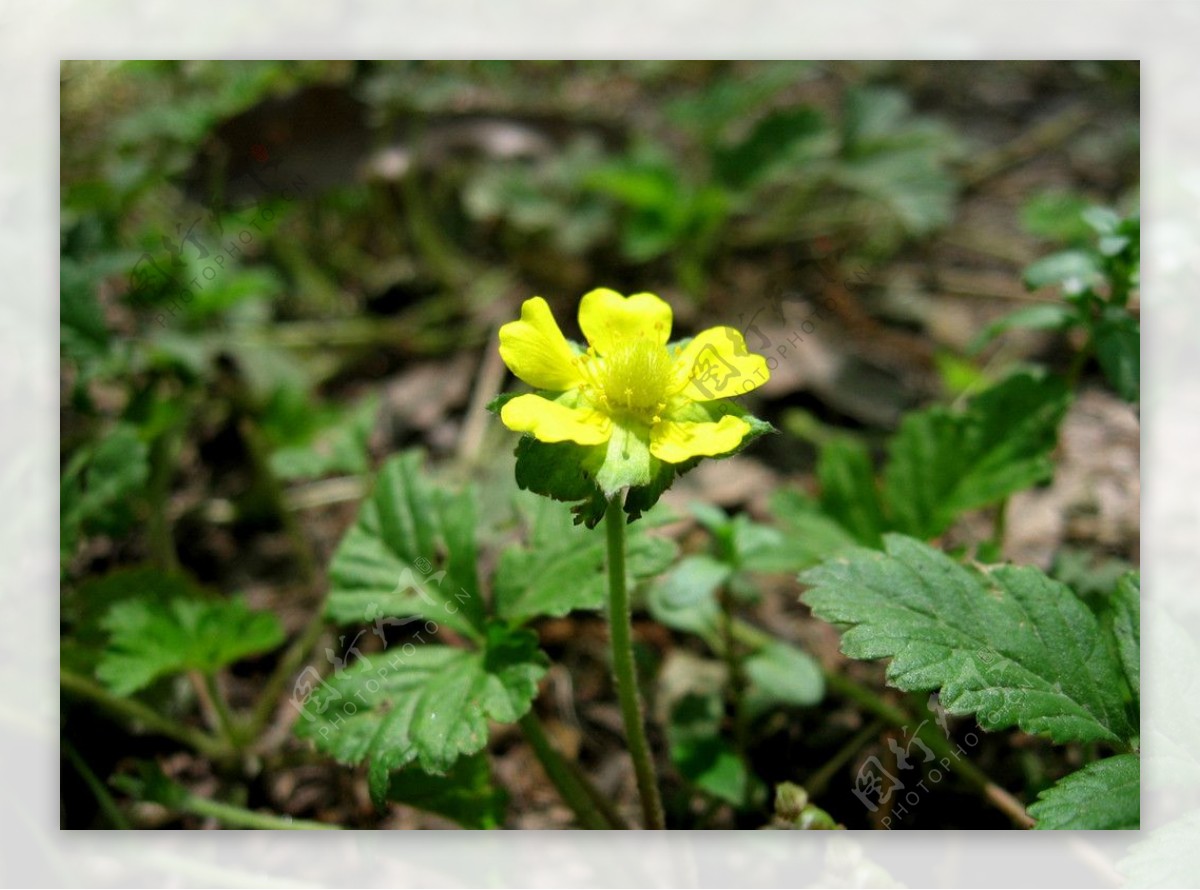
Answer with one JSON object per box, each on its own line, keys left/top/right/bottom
{"left": 604, "top": 496, "right": 665, "bottom": 830}
{"left": 518, "top": 712, "right": 618, "bottom": 829}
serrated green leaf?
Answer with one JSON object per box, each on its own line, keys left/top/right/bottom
{"left": 385, "top": 751, "right": 508, "bottom": 828}
{"left": 1029, "top": 754, "right": 1139, "bottom": 829}
{"left": 882, "top": 372, "right": 1071, "bottom": 539}
{"left": 1110, "top": 572, "right": 1140, "bottom": 700}
{"left": 96, "top": 595, "right": 284, "bottom": 696}
{"left": 494, "top": 498, "right": 676, "bottom": 624}
{"left": 801, "top": 535, "right": 1137, "bottom": 746}
{"left": 744, "top": 641, "right": 825, "bottom": 716}
{"left": 327, "top": 451, "right": 485, "bottom": 638}
{"left": 295, "top": 626, "right": 547, "bottom": 786}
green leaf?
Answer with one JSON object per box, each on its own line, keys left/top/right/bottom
{"left": 295, "top": 626, "right": 547, "bottom": 797}
{"left": 1020, "top": 192, "right": 1096, "bottom": 244}
{"left": 1108, "top": 572, "right": 1140, "bottom": 700}
{"left": 268, "top": 394, "right": 377, "bottom": 481}
{"left": 646, "top": 554, "right": 733, "bottom": 636}
{"left": 969, "top": 303, "right": 1077, "bottom": 353}
{"left": 667, "top": 692, "right": 757, "bottom": 807}
{"left": 714, "top": 106, "right": 827, "bottom": 189}
{"left": 60, "top": 423, "right": 150, "bottom": 566}
{"left": 1094, "top": 311, "right": 1139, "bottom": 402}
{"left": 800, "top": 535, "right": 1137, "bottom": 746}
{"left": 1023, "top": 249, "right": 1102, "bottom": 291}
{"left": 327, "top": 451, "right": 486, "bottom": 639}
{"left": 744, "top": 641, "right": 825, "bottom": 716}
{"left": 494, "top": 497, "right": 676, "bottom": 624}
{"left": 96, "top": 595, "right": 284, "bottom": 696}
{"left": 882, "top": 372, "right": 1071, "bottom": 539}
{"left": 766, "top": 490, "right": 862, "bottom": 570}
{"left": 385, "top": 752, "right": 507, "bottom": 828}
{"left": 817, "top": 437, "right": 886, "bottom": 547}
{"left": 1028, "top": 754, "right": 1139, "bottom": 829}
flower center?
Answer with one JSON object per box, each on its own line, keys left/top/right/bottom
{"left": 591, "top": 339, "right": 674, "bottom": 417}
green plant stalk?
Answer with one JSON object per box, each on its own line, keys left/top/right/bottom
{"left": 146, "top": 419, "right": 184, "bottom": 574}
{"left": 518, "top": 712, "right": 616, "bottom": 830}
{"left": 202, "top": 671, "right": 241, "bottom": 750}
{"left": 992, "top": 496, "right": 1009, "bottom": 552}
{"left": 605, "top": 497, "right": 666, "bottom": 830}
{"left": 62, "top": 739, "right": 131, "bottom": 829}
{"left": 246, "top": 599, "right": 331, "bottom": 744}
{"left": 824, "top": 669, "right": 1034, "bottom": 829}
{"left": 60, "top": 668, "right": 229, "bottom": 760}
{"left": 803, "top": 718, "right": 886, "bottom": 799}
{"left": 175, "top": 791, "right": 340, "bottom": 830}
{"left": 723, "top": 619, "right": 1034, "bottom": 829}
{"left": 718, "top": 588, "right": 750, "bottom": 757}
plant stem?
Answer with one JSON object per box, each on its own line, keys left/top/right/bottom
{"left": 177, "top": 792, "right": 340, "bottom": 830}
{"left": 604, "top": 497, "right": 666, "bottom": 830}
{"left": 991, "top": 496, "right": 1009, "bottom": 553}
{"left": 803, "top": 718, "right": 886, "bottom": 799}
{"left": 203, "top": 672, "right": 241, "bottom": 749}
{"left": 246, "top": 600, "right": 331, "bottom": 744}
{"left": 518, "top": 712, "right": 617, "bottom": 829}
{"left": 823, "top": 670, "right": 1034, "bottom": 828}
{"left": 718, "top": 588, "right": 750, "bottom": 757}
{"left": 60, "top": 668, "right": 228, "bottom": 760}
{"left": 62, "top": 740, "right": 131, "bottom": 829}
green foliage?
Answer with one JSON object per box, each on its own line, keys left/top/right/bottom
{"left": 882, "top": 372, "right": 1071, "bottom": 539}
{"left": 60, "top": 423, "right": 150, "bottom": 567}
{"left": 267, "top": 392, "right": 377, "bottom": 481}
{"left": 1028, "top": 753, "right": 1139, "bottom": 830}
{"left": 743, "top": 641, "right": 825, "bottom": 715}
{"left": 769, "top": 372, "right": 1070, "bottom": 557}
{"left": 801, "top": 536, "right": 1137, "bottom": 747}
{"left": 493, "top": 495, "right": 676, "bottom": 624}
{"left": 96, "top": 594, "right": 284, "bottom": 696}
{"left": 326, "top": 451, "right": 485, "bottom": 638}
{"left": 800, "top": 537, "right": 1140, "bottom": 829}
{"left": 667, "top": 691, "right": 759, "bottom": 807}
{"left": 295, "top": 625, "right": 547, "bottom": 803}
{"left": 978, "top": 205, "right": 1140, "bottom": 402}
{"left": 385, "top": 752, "right": 508, "bottom": 829}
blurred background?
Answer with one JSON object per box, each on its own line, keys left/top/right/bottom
{"left": 59, "top": 60, "right": 1140, "bottom": 829}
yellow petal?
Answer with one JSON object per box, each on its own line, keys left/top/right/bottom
{"left": 578, "top": 288, "right": 672, "bottom": 356}
{"left": 649, "top": 415, "right": 751, "bottom": 463}
{"left": 500, "top": 393, "right": 612, "bottom": 446}
{"left": 671, "top": 326, "right": 769, "bottom": 401}
{"left": 499, "top": 297, "right": 583, "bottom": 391}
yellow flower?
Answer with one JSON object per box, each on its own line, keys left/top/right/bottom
{"left": 497, "top": 289, "right": 769, "bottom": 490}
